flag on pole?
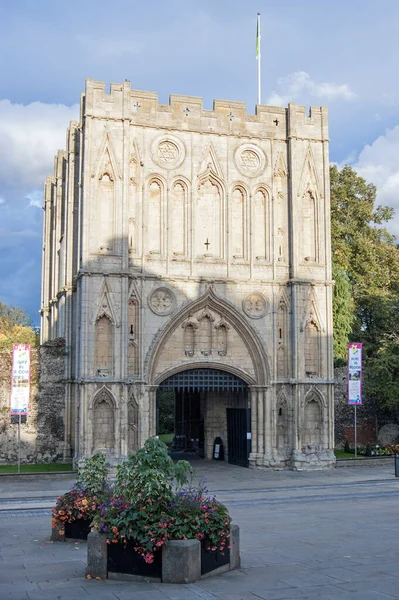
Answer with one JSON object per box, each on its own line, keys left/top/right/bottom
{"left": 256, "top": 13, "right": 261, "bottom": 60}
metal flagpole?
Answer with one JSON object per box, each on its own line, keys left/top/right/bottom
{"left": 257, "top": 13, "right": 261, "bottom": 104}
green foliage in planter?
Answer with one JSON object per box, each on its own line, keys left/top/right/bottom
{"left": 114, "top": 437, "right": 192, "bottom": 503}
{"left": 76, "top": 452, "right": 109, "bottom": 496}
{"left": 91, "top": 438, "right": 231, "bottom": 564}
{"left": 52, "top": 452, "right": 110, "bottom": 534}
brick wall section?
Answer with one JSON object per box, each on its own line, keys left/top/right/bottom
{"left": 0, "top": 339, "right": 66, "bottom": 464}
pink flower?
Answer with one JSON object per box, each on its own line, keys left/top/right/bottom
{"left": 143, "top": 552, "right": 154, "bottom": 564}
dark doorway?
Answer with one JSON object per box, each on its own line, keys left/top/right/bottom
{"left": 157, "top": 369, "right": 250, "bottom": 465}
{"left": 227, "top": 408, "right": 251, "bottom": 467}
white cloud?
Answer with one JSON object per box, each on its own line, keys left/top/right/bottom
{"left": 0, "top": 99, "right": 79, "bottom": 189}
{"left": 268, "top": 71, "right": 356, "bottom": 106}
{"left": 26, "top": 190, "right": 43, "bottom": 209}
{"left": 354, "top": 124, "right": 399, "bottom": 236}
{"left": 0, "top": 197, "right": 5, "bottom": 205}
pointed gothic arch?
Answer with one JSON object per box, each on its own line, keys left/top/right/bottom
{"left": 302, "top": 389, "right": 325, "bottom": 451}
{"left": 252, "top": 185, "right": 271, "bottom": 262}
{"left": 127, "top": 392, "right": 139, "bottom": 454}
{"left": 92, "top": 387, "right": 116, "bottom": 453}
{"left": 196, "top": 172, "right": 225, "bottom": 259}
{"left": 147, "top": 287, "right": 270, "bottom": 385}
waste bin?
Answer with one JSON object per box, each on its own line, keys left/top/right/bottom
{"left": 395, "top": 454, "right": 399, "bottom": 477}
{"left": 213, "top": 436, "right": 224, "bottom": 461}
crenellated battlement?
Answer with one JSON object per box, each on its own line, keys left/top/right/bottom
{"left": 82, "top": 78, "right": 328, "bottom": 141}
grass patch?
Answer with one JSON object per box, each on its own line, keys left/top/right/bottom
{"left": 334, "top": 450, "right": 358, "bottom": 459}
{"left": 159, "top": 433, "right": 174, "bottom": 446}
{"left": 0, "top": 463, "right": 74, "bottom": 474}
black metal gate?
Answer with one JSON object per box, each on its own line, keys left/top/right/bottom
{"left": 226, "top": 408, "right": 251, "bottom": 467}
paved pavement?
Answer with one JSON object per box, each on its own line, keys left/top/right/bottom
{"left": 1, "top": 460, "right": 399, "bottom": 599}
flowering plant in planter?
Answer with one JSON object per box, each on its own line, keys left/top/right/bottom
{"left": 91, "top": 439, "right": 231, "bottom": 564}
{"left": 52, "top": 452, "right": 109, "bottom": 534}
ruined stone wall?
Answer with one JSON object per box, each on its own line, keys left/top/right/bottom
{"left": 0, "top": 339, "right": 66, "bottom": 464}
{"left": 334, "top": 366, "right": 399, "bottom": 447}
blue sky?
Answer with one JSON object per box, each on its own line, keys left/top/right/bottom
{"left": 1, "top": 0, "right": 399, "bottom": 324}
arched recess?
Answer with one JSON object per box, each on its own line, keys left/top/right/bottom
{"left": 196, "top": 173, "right": 225, "bottom": 259}
{"left": 169, "top": 178, "right": 189, "bottom": 258}
{"left": 276, "top": 295, "right": 289, "bottom": 380}
{"left": 127, "top": 393, "right": 139, "bottom": 454}
{"left": 304, "top": 319, "right": 321, "bottom": 378}
{"left": 95, "top": 314, "right": 114, "bottom": 376}
{"left": 230, "top": 184, "right": 248, "bottom": 260}
{"left": 128, "top": 294, "right": 139, "bottom": 375}
{"left": 92, "top": 387, "right": 116, "bottom": 453}
{"left": 302, "top": 389, "right": 325, "bottom": 451}
{"left": 215, "top": 318, "right": 230, "bottom": 357}
{"left": 301, "top": 190, "right": 319, "bottom": 263}
{"left": 146, "top": 176, "right": 165, "bottom": 256}
{"left": 252, "top": 186, "right": 271, "bottom": 262}
{"left": 147, "top": 286, "right": 269, "bottom": 386}
{"left": 276, "top": 391, "right": 290, "bottom": 454}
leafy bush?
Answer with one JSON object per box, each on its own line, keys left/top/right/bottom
{"left": 76, "top": 452, "right": 109, "bottom": 495}
{"left": 114, "top": 437, "right": 192, "bottom": 503}
{"left": 52, "top": 452, "right": 109, "bottom": 533}
{"left": 91, "top": 438, "right": 231, "bottom": 563}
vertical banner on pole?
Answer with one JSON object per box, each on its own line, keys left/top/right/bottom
{"left": 10, "top": 344, "right": 31, "bottom": 415}
{"left": 347, "top": 343, "right": 362, "bottom": 405}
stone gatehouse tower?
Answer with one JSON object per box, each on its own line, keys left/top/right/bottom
{"left": 40, "top": 78, "right": 335, "bottom": 470}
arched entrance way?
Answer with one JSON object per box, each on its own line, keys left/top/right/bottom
{"left": 157, "top": 368, "right": 250, "bottom": 467}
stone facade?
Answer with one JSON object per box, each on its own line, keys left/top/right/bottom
{"left": 40, "top": 78, "right": 335, "bottom": 469}
{"left": 0, "top": 341, "right": 65, "bottom": 464}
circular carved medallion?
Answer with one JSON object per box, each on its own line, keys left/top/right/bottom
{"left": 151, "top": 135, "right": 185, "bottom": 169}
{"left": 235, "top": 144, "right": 266, "bottom": 177}
{"left": 158, "top": 141, "right": 179, "bottom": 162}
{"left": 149, "top": 287, "right": 176, "bottom": 315}
{"left": 240, "top": 150, "right": 260, "bottom": 171}
{"left": 243, "top": 292, "right": 268, "bottom": 318}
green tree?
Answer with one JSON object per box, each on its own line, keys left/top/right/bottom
{"left": 0, "top": 300, "right": 38, "bottom": 350}
{"left": 330, "top": 165, "right": 399, "bottom": 406}
{"left": 332, "top": 263, "right": 354, "bottom": 360}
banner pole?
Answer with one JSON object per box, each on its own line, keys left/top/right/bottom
{"left": 354, "top": 405, "right": 357, "bottom": 458}
{"left": 18, "top": 413, "right": 21, "bottom": 473}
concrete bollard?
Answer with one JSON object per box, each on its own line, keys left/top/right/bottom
{"left": 162, "top": 539, "right": 201, "bottom": 583}
{"left": 86, "top": 529, "right": 108, "bottom": 579}
{"left": 230, "top": 524, "right": 240, "bottom": 570}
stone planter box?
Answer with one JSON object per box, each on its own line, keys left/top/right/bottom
{"left": 51, "top": 518, "right": 92, "bottom": 542}
{"left": 86, "top": 524, "right": 240, "bottom": 583}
